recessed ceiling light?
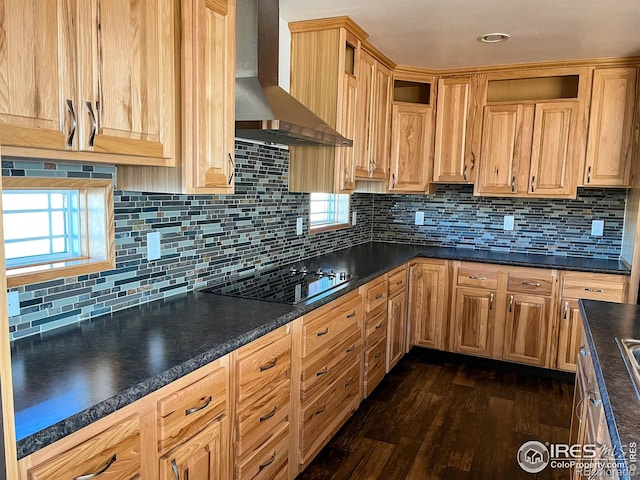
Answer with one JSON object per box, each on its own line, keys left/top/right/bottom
{"left": 478, "top": 33, "right": 510, "bottom": 43}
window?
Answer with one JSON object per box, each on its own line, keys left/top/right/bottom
{"left": 309, "top": 193, "right": 350, "bottom": 232}
{"left": 2, "top": 177, "right": 115, "bottom": 288}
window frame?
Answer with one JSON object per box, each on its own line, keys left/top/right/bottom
{"left": 2, "top": 177, "right": 115, "bottom": 288}
{"left": 309, "top": 193, "right": 351, "bottom": 233}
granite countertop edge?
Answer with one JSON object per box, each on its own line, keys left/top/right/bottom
{"left": 15, "top": 243, "right": 630, "bottom": 458}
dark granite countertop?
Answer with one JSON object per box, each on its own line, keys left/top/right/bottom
{"left": 580, "top": 300, "right": 640, "bottom": 480}
{"left": 12, "top": 242, "right": 629, "bottom": 458}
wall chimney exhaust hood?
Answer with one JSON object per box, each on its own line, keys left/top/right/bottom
{"left": 234, "top": 0, "right": 353, "bottom": 147}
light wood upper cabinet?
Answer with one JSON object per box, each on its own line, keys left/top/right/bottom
{"left": 433, "top": 76, "right": 480, "bottom": 183}
{"left": 584, "top": 67, "right": 638, "bottom": 187}
{"left": 118, "top": 0, "right": 236, "bottom": 194}
{"left": 335, "top": 73, "right": 358, "bottom": 193}
{"left": 355, "top": 51, "right": 376, "bottom": 179}
{"left": 0, "top": 0, "right": 176, "bottom": 165}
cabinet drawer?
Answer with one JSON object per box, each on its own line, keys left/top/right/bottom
{"left": 236, "top": 333, "right": 291, "bottom": 406}
{"left": 388, "top": 267, "right": 407, "bottom": 297}
{"left": 366, "top": 277, "right": 388, "bottom": 312}
{"left": 157, "top": 367, "right": 227, "bottom": 452}
{"left": 563, "top": 276, "right": 626, "bottom": 302}
{"left": 300, "top": 362, "right": 361, "bottom": 459}
{"left": 507, "top": 272, "right": 553, "bottom": 295}
{"left": 364, "top": 338, "right": 386, "bottom": 398}
{"left": 236, "top": 425, "right": 289, "bottom": 480}
{"left": 365, "top": 305, "right": 387, "bottom": 347}
{"left": 457, "top": 265, "right": 499, "bottom": 289}
{"left": 301, "top": 326, "right": 361, "bottom": 400}
{"left": 235, "top": 381, "right": 290, "bottom": 458}
{"left": 29, "top": 416, "right": 140, "bottom": 480}
{"left": 302, "top": 293, "right": 363, "bottom": 358}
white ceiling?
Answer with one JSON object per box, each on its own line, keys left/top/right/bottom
{"left": 279, "top": 0, "right": 640, "bottom": 69}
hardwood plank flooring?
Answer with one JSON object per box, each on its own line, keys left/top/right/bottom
{"left": 298, "top": 349, "right": 574, "bottom": 480}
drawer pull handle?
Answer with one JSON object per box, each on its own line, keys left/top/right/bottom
{"left": 395, "top": 280, "right": 403, "bottom": 285}
{"left": 258, "top": 452, "right": 276, "bottom": 472}
{"left": 315, "top": 404, "right": 327, "bottom": 415}
{"left": 579, "top": 346, "right": 588, "bottom": 356}
{"left": 521, "top": 280, "right": 541, "bottom": 287}
{"left": 374, "top": 323, "right": 383, "bottom": 330}
{"left": 74, "top": 454, "right": 117, "bottom": 480}
{"left": 316, "top": 367, "right": 328, "bottom": 377}
{"left": 317, "top": 327, "right": 329, "bottom": 337}
{"left": 469, "top": 275, "right": 487, "bottom": 280}
{"left": 583, "top": 288, "right": 604, "bottom": 293}
{"left": 259, "top": 357, "right": 278, "bottom": 371}
{"left": 344, "top": 379, "right": 354, "bottom": 388}
{"left": 171, "top": 458, "right": 180, "bottom": 480}
{"left": 259, "top": 406, "right": 277, "bottom": 422}
{"left": 346, "top": 345, "right": 357, "bottom": 353}
{"left": 346, "top": 311, "right": 357, "bottom": 319}
{"left": 185, "top": 395, "right": 212, "bottom": 416}
{"left": 374, "top": 293, "right": 384, "bottom": 300}
{"left": 374, "top": 352, "right": 382, "bottom": 359}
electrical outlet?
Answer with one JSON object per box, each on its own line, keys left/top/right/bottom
{"left": 415, "top": 211, "right": 425, "bottom": 226}
{"left": 591, "top": 220, "right": 604, "bottom": 236}
{"left": 147, "top": 232, "right": 161, "bottom": 261}
{"left": 7, "top": 291, "right": 20, "bottom": 317}
{"left": 352, "top": 211, "right": 357, "bottom": 226}
{"left": 296, "top": 217, "right": 303, "bottom": 236}
{"left": 503, "top": 215, "right": 515, "bottom": 231}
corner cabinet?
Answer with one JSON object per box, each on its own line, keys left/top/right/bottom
{"left": 0, "top": 0, "right": 177, "bottom": 166}
{"left": 118, "top": 0, "right": 237, "bottom": 194}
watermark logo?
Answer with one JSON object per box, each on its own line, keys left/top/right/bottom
{"left": 517, "top": 441, "right": 550, "bottom": 473}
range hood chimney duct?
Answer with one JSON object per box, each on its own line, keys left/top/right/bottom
{"left": 234, "top": 0, "right": 353, "bottom": 147}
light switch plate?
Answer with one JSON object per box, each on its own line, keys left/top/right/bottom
{"left": 415, "top": 211, "right": 425, "bottom": 226}
{"left": 147, "top": 232, "right": 161, "bottom": 261}
{"left": 296, "top": 217, "right": 304, "bottom": 235}
{"left": 591, "top": 220, "right": 604, "bottom": 236}
{"left": 7, "top": 291, "right": 20, "bottom": 317}
{"left": 503, "top": 215, "right": 515, "bottom": 231}
{"left": 352, "top": 211, "right": 357, "bottom": 226}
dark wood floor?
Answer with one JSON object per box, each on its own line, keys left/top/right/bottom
{"left": 298, "top": 349, "right": 575, "bottom": 480}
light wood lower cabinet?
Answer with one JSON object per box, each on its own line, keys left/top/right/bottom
{"left": 451, "top": 287, "right": 496, "bottom": 357}
{"left": 503, "top": 293, "right": 552, "bottom": 367}
{"left": 386, "top": 266, "right": 408, "bottom": 372}
{"left": 362, "top": 275, "right": 388, "bottom": 398}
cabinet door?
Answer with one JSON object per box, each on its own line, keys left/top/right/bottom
{"left": 0, "top": 0, "right": 73, "bottom": 151}
{"left": 160, "top": 420, "right": 224, "bottom": 480}
{"left": 528, "top": 101, "right": 578, "bottom": 196}
{"left": 584, "top": 68, "right": 637, "bottom": 187}
{"left": 183, "top": 0, "right": 235, "bottom": 192}
{"left": 355, "top": 51, "right": 376, "bottom": 179}
{"left": 370, "top": 62, "right": 393, "bottom": 180}
{"left": 433, "top": 77, "right": 475, "bottom": 183}
{"left": 451, "top": 288, "right": 495, "bottom": 357}
{"left": 389, "top": 103, "right": 432, "bottom": 192}
{"left": 408, "top": 262, "right": 448, "bottom": 350}
{"left": 335, "top": 73, "right": 358, "bottom": 193}
{"left": 503, "top": 293, "right": 550, "bottom": 367}
{"left": 475, "top": 104, "right": 533, "bottom": 195}
{"left": 557, "top": 299, "right": 582, "bottom": 372}
{"left": 77, "top": 0, "right": 175, "bottom": 161}
{"left": 386, "top": 290, "right": 407, "bottom": 372}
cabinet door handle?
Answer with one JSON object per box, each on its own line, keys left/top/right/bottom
{"left": 258, "top": 452, "right": 276, "bottom": 472}
{"left": 65, "top": 99, "right": 77, "bottom": 147}
{"left": 185, "top": 395, "right": 212, "bottom": 416}
{"left": 575, "top": 397, "right": 585, "bottom": 423}
{"left": 469, "top": 275, "right": 487, "bottom": 280}
{"left": 317, "top": 327, "right": 329, "bottom": 337}
{"left": 530, "top": 176, "right": 536, "bottom": 192}
{"left": 563, "top": 301, "right": 569, "bottom": 320}
{"left": 228, "top": 153, "right": 235, "bottom": 185}
{"left": 489, "top": 293, "right": 494, "bottom": 310}
{"left": 259, "top": 357, "right": 278, "bottom": 372}
{"left": 583, "top": 287, "right": 604, "bottom": 293}
{"left": 587, "top": 166, "right": 592, "bottom": 183}
{"left": 85, "top": 101, "right": 97, "bottom": 147}
{"left": 171, "top": 458, "right": 180, "bottom": 480}
{"left": 587, "top": 390, "right": 601, "bottom": 406}
{"left": 375, "top": 293, "right": 384, "bottom": 300}
{"left": 579, "top": 345, "right": 588, "bottom": 356}
{"left": 74, "top": 454, "right": 117, "bottom": 480}
{"left": 521, "top": 280, "right": 541, "bottom": 287}
{"left": 316, "top": 366, "right": 328, "bottom": 377}
{"left": 463, "top": 163, "right": 468, "bottom": 181}
{"left": 259, "top": 406, "right": 277, "bottom": 422}
{"left": 511, "top": 176, "right": 515, "bottom": 193}
{"left": 509, "top": 295, "right": 514, "bottom": 313}
{"left": 392, "top": 173, "right": 397, "bottom": 189}
{"left": 346, "top": 311, "right": 357, "bottom": 318}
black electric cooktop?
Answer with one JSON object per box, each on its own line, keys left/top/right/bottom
{"left": 202, "top": 264, "right": 356, "bottom": 305}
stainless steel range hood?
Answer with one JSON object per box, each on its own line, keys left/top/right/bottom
{"left": 235, "top": 0, "right": 353, "bottom": 147}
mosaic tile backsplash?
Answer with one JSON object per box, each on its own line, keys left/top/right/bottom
{"left": 3, "top": 141, "right": 373, "bottom": 339}
{"left": 371, "top": 185, "right": 626, "bottom": 259}
{"left": 2, "top": 141, "right": 628, "bottom": 340}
